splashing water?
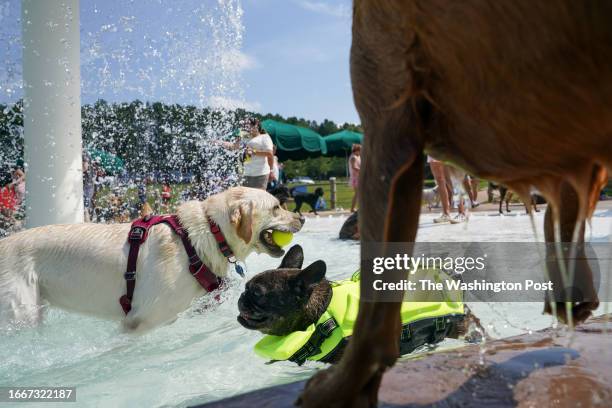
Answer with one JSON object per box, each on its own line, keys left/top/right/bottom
{"left": 0, "top": 1, "right": 22, "bottom": 100}
{"left": 1, "top": 0, "right": 251, "bottom": 235}
{"left": 80, "top": 0, "right": 246, "bottom": 110}
{"left": 79, "top": 0, "right": 249, "bottom": 193}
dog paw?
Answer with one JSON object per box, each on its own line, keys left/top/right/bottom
{"left": 297, "top": 365, "right": 383, "bottom": 408}
{"left": 296, "top": 367, "right": 338, "bottom": 408}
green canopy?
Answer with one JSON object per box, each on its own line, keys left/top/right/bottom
{"left": 87, "top": 148, "right": 125, "bottom": 175}
{"left": 323, "top": 130, "right": 363, "bottom": 157}
{"left": 261, "top": 119, "right": 327, "bottom": 161}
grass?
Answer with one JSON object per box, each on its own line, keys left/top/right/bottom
{"left": 94, "top": 179, "right": 356, "bottom": 214}
{"left": 94, "top": 183, "right": 190, "bottom": 214}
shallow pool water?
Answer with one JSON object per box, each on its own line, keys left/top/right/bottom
{"left": 1, "top": 209, "right": 610, "bottom": 407}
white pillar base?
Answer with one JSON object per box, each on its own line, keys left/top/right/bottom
{"left": 22, "top": 0, "right": 83, "bottom": 227}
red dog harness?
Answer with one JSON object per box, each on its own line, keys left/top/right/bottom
{"left": 119, "top": 214, "right": 235, "bottom": 314}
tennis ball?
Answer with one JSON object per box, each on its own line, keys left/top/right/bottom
{"left": 272, "top": 230, "right": 293, "bottom": 247}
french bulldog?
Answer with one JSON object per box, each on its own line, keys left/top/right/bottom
{"left": 237, "top": 245, "right": 484, "bottom": 364}
{"left": 237, "top": 245, "right": 331, "bottom": 337}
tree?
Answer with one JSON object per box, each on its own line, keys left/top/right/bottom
{"left": 0, "top": 99, "right": 363, "bottom": 188}
{"left": 0, "top": 101, "right": 23, "bottom": 184}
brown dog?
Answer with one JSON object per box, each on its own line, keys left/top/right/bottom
{"left": 299, "top": 1, "right": 611, "bottom": 406}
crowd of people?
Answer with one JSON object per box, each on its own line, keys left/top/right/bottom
{"left": 3, "top": 116, "right": 555, "bottom": 233}
{"left": 76, "top": 118, "right": 287, "bottom": 223}
{"left": 1, "top": 117, "right": 352, "bottom": 232}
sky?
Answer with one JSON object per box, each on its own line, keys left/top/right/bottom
{"left": 241, "top": 0, "right": 357, "bottom": 124}
{"left": 0, "top": 0, "right": 359, "bottom": 124}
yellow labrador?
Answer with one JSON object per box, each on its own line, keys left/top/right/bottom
{"left": 0, "top": 187, "right": 303, "bottom": 332}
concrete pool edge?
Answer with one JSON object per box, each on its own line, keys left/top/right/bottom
{"left": 195, "top": 313, "right": 612, "bottom": 407}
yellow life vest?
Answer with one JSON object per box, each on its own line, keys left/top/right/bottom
{"left": 254, "top": 270, "right": 465, "bottom": 365}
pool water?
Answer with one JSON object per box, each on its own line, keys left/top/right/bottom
{"left": 1, "top": 210, "right": 610, "bottom": 407}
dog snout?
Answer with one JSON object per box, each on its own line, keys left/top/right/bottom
{"left": 298, "top": 215, "right": 305, "bottom": 226}
{"left": 238, "top": 293, "right": 247, "bottom": 312}
{"left": 238, "top": 292, "right": 259, "bottom": 314}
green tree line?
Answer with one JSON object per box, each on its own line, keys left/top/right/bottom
{"left": 0, "top": 99, "right": 362, "bottom": 182}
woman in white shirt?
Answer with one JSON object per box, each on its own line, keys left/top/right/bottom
{"left": 242, "top": 118, "right": 275, "bottom": 189}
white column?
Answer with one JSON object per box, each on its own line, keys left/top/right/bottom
{"left": 22, "top": 0, "right": 83, "bottom": 227}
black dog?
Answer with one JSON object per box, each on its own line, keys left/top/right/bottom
{"left": 291, "top": 187, "right": 324, "bottom": 215}
{"left": 237, "top": 245, "right": 329, "bottom": 337}
{"left": 488, "top": 182, "right": 541, "bottom": 214}
{"left": 238, "top": 245, "right": 481, "bottom": 365}
{"left": 267, "top": 185, "right": 291, "bottom": 208}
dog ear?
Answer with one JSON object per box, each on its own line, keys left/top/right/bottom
{"left": 279, "top": 245, "right": 304, "bottom": 269}
{"left": 292, "top": 260, "right": 326, "bottom": 292}
{"left": 231, "top": 201, "right": 253, "bottom": 244}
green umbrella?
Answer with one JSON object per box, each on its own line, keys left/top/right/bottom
{"left": 87, "top": 148, "right": 125, "bottom": 175}
{"left": 323, "top": 130, "right": 363, "bottom": 157}
{"left": 261, "top": 119, "right": 327, "bottom": 161}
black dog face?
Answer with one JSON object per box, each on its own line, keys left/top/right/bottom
{"left": 314, "top": 187, "right": 324, "bottom": 197}
{"left": 237, "top": 245, "right": 330, "bottom": 336}
{"left": 269, "top": 186, "right": 291, "bottom": 205}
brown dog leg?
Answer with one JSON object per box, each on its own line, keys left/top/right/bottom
{"left": 298, "top": 147, "right": 425, "bottom": 407}
{"left": 543, "top": 180, "right": 599, "bottom": 325}
{"left": 298, "top": 7, "right": 433, "bottom": 404}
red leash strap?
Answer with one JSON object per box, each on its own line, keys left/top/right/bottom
{"left": 120, "top": 215, "right": 224, "bottom": 315}
{"left": 164, "top": 216, "right": 222, "bottom": 292}
{"left": 119, "top": 216, "right": 158, "bottom": 314}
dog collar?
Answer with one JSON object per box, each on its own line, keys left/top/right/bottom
{"left": 207, "top": 217, "right": 245, "bottom": 277}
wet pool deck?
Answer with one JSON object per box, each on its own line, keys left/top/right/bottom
{"left": 197, "top": 314, "right": 612, "bottom": 407}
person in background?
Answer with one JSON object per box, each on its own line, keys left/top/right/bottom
{"left": 180, "top": 186, "right": 191, "bottom": 203}
{"left": 94, "top": 168, "right": 105, "bottom": 191}
{"left": 349, "top": 144, "right": 361, "bottom": 212}
{"left": 428, "top": 156, "right": 466, "bottom": 224}
{"left": 268, "top": 145, "right": 281, "bottom": 190}
{"left": 463, "top": 175, "right": 480, "bottom": 208}
{"left": 137, "top": 178, "right": 147, "bottom": 206}
{"left": 0, "top": 172, "right": 17, "bottom": 231}
{"left": 242, "top": 118, "right": 275, "bottom": 189}
{"left": 161, "top": 181, "right": 172, "bottom": 212}
{"left": 82, "top": 154, "right": 94, "bottom": 222}
{"left": 92, "top": 167, "right": 107, "bottom": 221}
{"left": 11, "top": 166, "right": 25, "bottom": 209}
{"left": 278, "top": 161, "right": 286, "bottom": 184}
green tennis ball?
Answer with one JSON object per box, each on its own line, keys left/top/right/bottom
{"left": 272, "top": 230, "right": 293, "bottom": 247}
